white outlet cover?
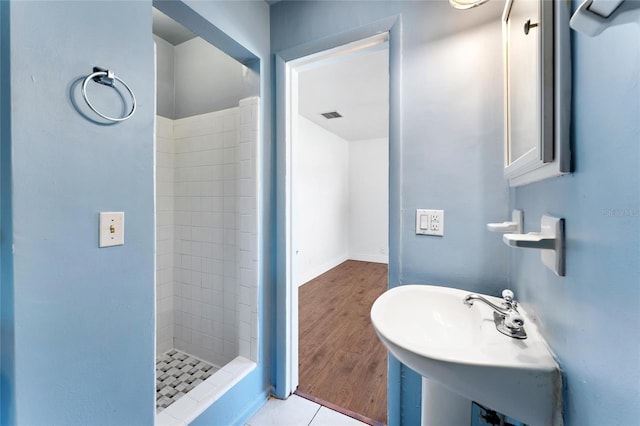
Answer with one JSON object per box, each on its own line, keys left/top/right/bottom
{"left": 416, "top": 209, "right": 444, "bottom": 237}
{"left": 99, "top": 212, "right": 124, "bottom": 247}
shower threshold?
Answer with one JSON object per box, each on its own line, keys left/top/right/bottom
{"left": 155, "top": 350, "right": 256, "bottom": 425}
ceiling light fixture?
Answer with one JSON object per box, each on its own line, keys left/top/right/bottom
{"left": 449, "top": 0, "right": 490, "bottom": 10}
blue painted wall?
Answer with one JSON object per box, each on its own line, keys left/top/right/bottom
{"left": 0, "top": 1, "right": 12, "bottom": 424}
{"left": 510, "top": 16, "right": 640, "bottom": 426}
{"left": 271, "top": 1, "right": 510, "bottom": 424}
{"left": 3, "top": 1, "right": 155, "bottom": 424}
{"left": 1, "top": 0, "right": 272, "bottom": 424}
{"left": 4, "top": 1, "right": 635, "bottom": 425}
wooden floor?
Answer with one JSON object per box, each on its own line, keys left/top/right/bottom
{"left": 298, "top": 260, "right": 388, "bottom": 425}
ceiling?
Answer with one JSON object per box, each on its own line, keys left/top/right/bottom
{"left": 298, "top": 46, "right": 389, "bottom": 142}
{"left": 152, "top": 8, "right": 197, "bottom": 46}
{"left": 154, "top": 3, "right": 389, "bottom": 142}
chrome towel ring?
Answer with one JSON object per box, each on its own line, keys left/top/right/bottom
{"left": 81, "top": 66, "right": 136, "bottom": 122}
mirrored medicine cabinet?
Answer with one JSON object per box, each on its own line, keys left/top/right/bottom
{"left": 503, "top": 0, "right": 571, "bottom": 186}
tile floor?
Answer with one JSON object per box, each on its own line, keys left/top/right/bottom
{"left": 156, "top": 349, "right": 218, "bottom": 412}
{"left": 245, "top": 395, "right": 369, "bottom": 426}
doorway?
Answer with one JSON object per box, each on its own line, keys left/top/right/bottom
{"left": 286, "top": 34, "right": 390, "bottom": 424}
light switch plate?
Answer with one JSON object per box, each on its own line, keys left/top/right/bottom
{"left": 99, "top": 212, "right": 124, "bottom": 247}
{"left": 416, "top": 209, "right": 444, "bottom": 237}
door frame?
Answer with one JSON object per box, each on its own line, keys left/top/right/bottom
{"left": 274, "top": 15, "right": 403, "bottom": 425}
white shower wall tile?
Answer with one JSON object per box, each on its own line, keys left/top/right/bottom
{"left": 156, "top": 97, "right": 259, "bottom": 370}
{"left": 157, "top": 116, "right": 175, "bottom": 355}
{"left": 172, "top": 106, "right": 240, "bottom": 368}
{"left": 237, "top": 97, "right": 259, "bottom": 360}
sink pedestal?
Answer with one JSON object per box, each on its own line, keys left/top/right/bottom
{"left": 422, "top": 378, "right": 471, "bottom": 426}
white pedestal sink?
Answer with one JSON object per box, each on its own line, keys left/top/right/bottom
{"left": 371, "top": 285, "right": 562, "bottom": 426}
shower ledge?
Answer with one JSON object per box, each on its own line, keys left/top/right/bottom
{"left": 156, "top": 356, "right": 257, "bottom": 425}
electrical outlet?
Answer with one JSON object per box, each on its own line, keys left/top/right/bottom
{"left": 416, "top": 209, "right": 444, "bottom": 236}
{"left": 430, "top": 213, "right": 440, "bottom": 231}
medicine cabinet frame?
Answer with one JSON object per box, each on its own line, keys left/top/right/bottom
{"left": 503, "top": 0, "right": 571, "bottom": 187}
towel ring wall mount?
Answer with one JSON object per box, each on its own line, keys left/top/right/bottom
{"left": 81, "top": 66, "right": 136, "bottom": 122}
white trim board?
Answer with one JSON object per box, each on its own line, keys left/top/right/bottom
{"left": 349, "top": 253, "right": 389, "bottom": 264}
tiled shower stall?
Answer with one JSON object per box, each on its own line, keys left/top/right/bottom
{"left": 156, "top": 97, "right": 259, "bottom": 370}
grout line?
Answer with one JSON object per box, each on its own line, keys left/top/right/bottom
{"left": 295, "top": 390, "right": 385, "bottom": 426}
{"left": 307, "top": 404, "right": 322, "bottom": 426}
{"left": 155, "top": 349, "right": 218, "bottom": 412}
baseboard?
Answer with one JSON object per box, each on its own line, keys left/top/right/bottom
{"left": 230, "top": 388, "right": 271, "bottom": 426}
{"left": 349, "top": 253, "right": 389, "bottom": 264}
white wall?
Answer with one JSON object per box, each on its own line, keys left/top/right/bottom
{"left": 294, "top": 118, "right": 389, "bottom": 287}
{"left": 294, "top": 116, "right": 350, "bottom": 287}
{"left": 154, "top": 35, "right": 175, "bottom": 119}
{"left": 349, "top": 137, "right": 388, "bottom": 263}
{"left": 154, "top": 35, "right": 259, "bottom": 120}
{"left": 174, "top": 37, "right": 256, "bottom": 119}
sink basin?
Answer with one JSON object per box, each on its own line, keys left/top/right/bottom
{"left": 371, "top": 285, "right": 562, "bottom": 426}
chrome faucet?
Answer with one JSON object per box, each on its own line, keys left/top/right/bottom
{"left": 464, "top": 289, "right": 527, "bottom": 339}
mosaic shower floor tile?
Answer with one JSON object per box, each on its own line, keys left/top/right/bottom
{"left": 156, "top": 349, "right": 218, "bottom": 412}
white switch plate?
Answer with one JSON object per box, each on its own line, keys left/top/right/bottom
{"left": 99, "top": 212, "right": 124, "bottom": 247}
{"left": 416, "top": 209, "right": 444, "bottom": 236}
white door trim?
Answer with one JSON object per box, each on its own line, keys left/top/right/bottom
{"left": 280, "top": 33, "right": 389, "bottom": 398}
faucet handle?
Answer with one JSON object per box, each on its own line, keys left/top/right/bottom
{"left": 502, "top": 289, "right": 514, "bottom": 303}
